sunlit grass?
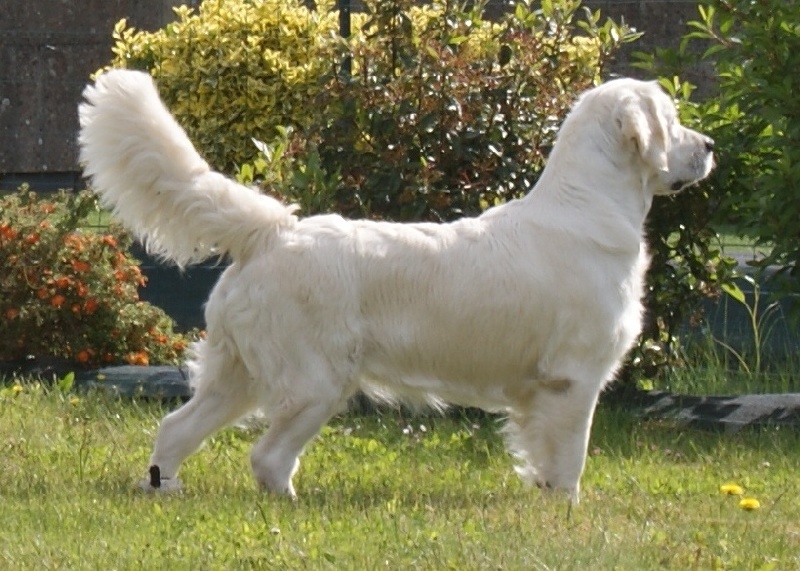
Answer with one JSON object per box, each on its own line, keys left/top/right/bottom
{"left": 0, "top": 382, "right": 798, "bottom": 570}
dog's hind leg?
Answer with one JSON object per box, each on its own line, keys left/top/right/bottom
{"left": 140, "top": 349, "right": 256, "bottom": 492}
{"left": 249, "top": 381, "right": 351, "bottom": 499}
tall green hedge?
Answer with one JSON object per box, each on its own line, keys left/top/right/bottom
{"left": 104, "top": 0, "right": 734, "bottom": 387}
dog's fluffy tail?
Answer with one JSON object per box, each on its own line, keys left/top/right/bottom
{"left": 78, "top": 69, "right": 298, "bottom": 266}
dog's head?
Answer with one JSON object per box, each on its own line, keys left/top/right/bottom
{"left": 607, "top": 79, "right": 715, "bottom": 195}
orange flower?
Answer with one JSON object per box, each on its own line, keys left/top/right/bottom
{"left": 50, "top": 294, "right": 66, "bottom": 308}
{"left": 83, "top": 299, "right": 98, "bottom": 314}
{"left": 114, "top": 270, "right": 127, "bottom": 281}
{"left": 40, "top": 203, "right": 56, "bottom": 214}
{"left": 24, "top": 233, "right": 40, "bottom": 245}
{"left": 0, "top": 223, "right": 18, "bottom": 241}
{"left": 71, "top": 303, "right": 82, "bottom": 316}
{"left": 112, "top": 251, "right": 126, "bottom": 268}
{"left": 126, "top": 351, "right": 149, "bottom": 366}
{"left": 101, "top": 235, "right": 117, "bottom": 248}
{"left": 131, "top": 267, "right": 146, "bottom": 287}
{"left": 64, "top": 233, "right": 87, "bottom": 250}
{"left": 5, "top": 307, "right": 19, "bottom": 320}
{"left": 54, "top": 276, "right": 72, "bottom": 289}
{"left": 75, "top": 282, "right": 88, "bottom": 298}
{"left": 36, "top": 287, "right": 50, "bottom": 300}
{"left": 76, "top": 349, "right": 91, "bottom": 364}
{"left": 71, "top": 260, "right": 91, "bottom": 273}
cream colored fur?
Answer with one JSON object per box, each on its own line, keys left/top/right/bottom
{"left": 78, "top": 70, "right": 714, "bottom": 502}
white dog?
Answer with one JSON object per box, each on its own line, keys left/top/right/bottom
{"left": 78, "top": 70, "right": 714, "bottom": 503}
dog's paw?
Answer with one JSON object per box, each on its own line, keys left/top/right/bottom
{"left": 137, "top": 465, "right": 183, "bottom": 494}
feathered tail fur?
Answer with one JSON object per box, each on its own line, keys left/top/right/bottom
{"left": 78, "top": 69, "right": 298, "bottom": 267}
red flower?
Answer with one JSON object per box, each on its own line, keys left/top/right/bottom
{"left": 71, "top": 260, "right": 91, "bottom": 273}
{"left": 64, "top": 233, "right": 86, "bottom": 251}
{"left": 83, "top": 299, "right": 99, "bottom": 314}
{"left": 0, "top": 223, "right": 18, "bottom": 241}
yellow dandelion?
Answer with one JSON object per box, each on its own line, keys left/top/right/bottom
{"left": 739, "top": 498, "right": 761, "bottom": 511}
{"left": 69, "top": 396, "right": 81, "bottom": 406}
{"left": 12, "top": 383, "right": 24, "bottom": 395}
{"left": 720, "top": 483, "right": 744, "bottom": 496}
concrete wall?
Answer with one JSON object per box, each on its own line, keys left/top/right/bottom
{"left": 0, "top": 0, "right": 706, "bottom": 190}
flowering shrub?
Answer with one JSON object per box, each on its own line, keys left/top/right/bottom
{"left": 0, "top": 187, "right": 193, "bottom": 368}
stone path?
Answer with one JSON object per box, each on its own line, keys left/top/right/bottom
{"left": 69, "top": 365, "right": 800, "bottom": 431}
{"left": 630, "top": 390, "right": 800, "bottom": 432}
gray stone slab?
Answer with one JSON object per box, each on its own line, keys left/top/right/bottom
{"left": 75, "top": 365, "right": 192, "bottom": 400}
{"left": 72, "top": 366, "right": 800, "bottom": 432}
{"left": 635, "top": 390, "right": 800, "bottom": 432}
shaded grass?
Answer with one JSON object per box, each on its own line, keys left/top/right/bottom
{"left": 1, "top": 383, "right": 798, "bottom": 570}
{"left": 665, "top": 328, "right": 799, "bottom": 396}
{"left": 665, "top": 361, "right": 798, "bottom": 396}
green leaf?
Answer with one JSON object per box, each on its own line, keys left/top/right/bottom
{"left": 721, "top": 282, "right": 746, "bottom": 304}
{"left": 58, "top": 372, "right": 75, "bottom": 393}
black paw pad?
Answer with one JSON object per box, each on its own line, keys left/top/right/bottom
{"left": 149, "top": 465, "right": 162, "bottom": 489}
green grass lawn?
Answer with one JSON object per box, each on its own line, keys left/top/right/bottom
{"left": 1, "top": 382, "right": 798, "bottom": 570}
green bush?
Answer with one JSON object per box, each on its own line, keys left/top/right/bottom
{"left": 636, "top": 1, "right": 800, "bottom": 315}
{"left": 270, "top": 0, "right": 635, "bottom": 222}
{"left": 105, "top": 0, "right": 736, "bottom": 387}
{"left": 0, "top": 187, "right": 194, "bottom": 368}
{"left": 108, "top": 0, "right": 343, "bottom": 173}
{"left": 110, "top": 0, "right": 633, "bottom": 220}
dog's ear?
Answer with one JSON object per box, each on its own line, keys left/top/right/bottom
{"left": 615, "top": 95, "right": 669, "bottom": 172}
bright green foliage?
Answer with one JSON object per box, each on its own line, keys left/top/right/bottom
{"left": 637, "top": 1, "right": 800, "bottom": 315}
{"left": 0, "top": 187, "right": 195, "bottom": 367}
{"left": 108, "top": 0, "right": 344, "bottom": 173}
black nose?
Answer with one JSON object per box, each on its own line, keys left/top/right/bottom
{"left": 704, "top": 137, "right": 715, "bottom": 152}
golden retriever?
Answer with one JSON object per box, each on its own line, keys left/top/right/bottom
{"left": 78, "top": 70, "right": 714, "bottom": 502}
